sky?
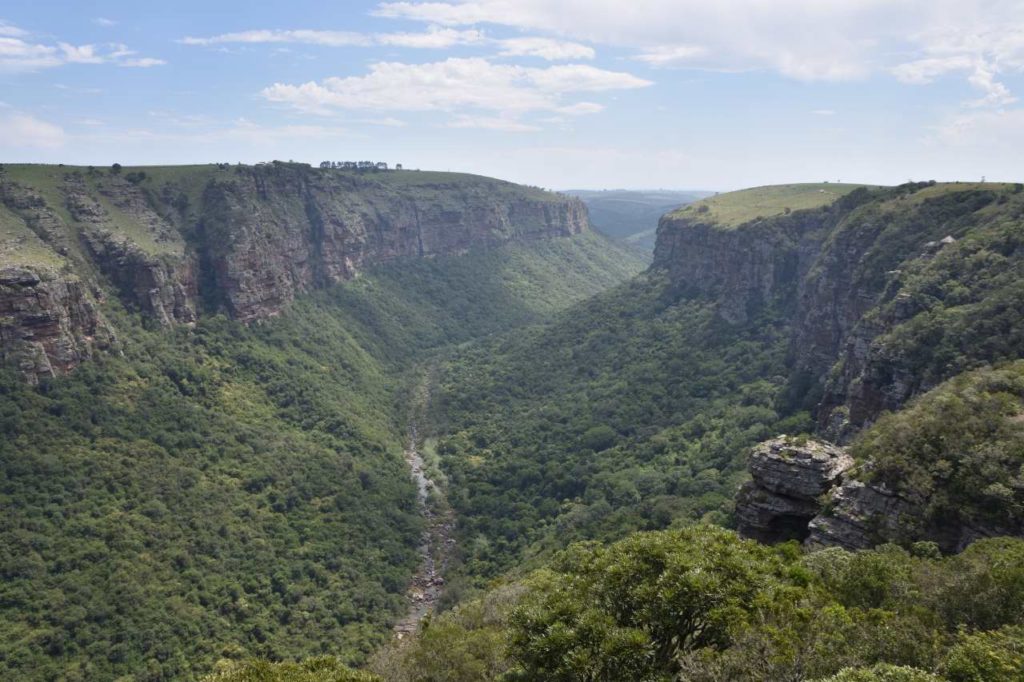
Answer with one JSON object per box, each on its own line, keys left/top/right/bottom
{"left": 1, "top": 0, "right": 1023, "bottom": 190}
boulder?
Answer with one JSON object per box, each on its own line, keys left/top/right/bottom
{"left": 736, "top": 436, "right": 853, "bottom": 544}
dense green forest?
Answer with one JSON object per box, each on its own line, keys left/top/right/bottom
{"left": 0, "top": 232, "right": 644, "bottom": 681}
{"left": 367, "top": 527, "right": 1024, "bottom": 682}
{"left": 423, "top": 182, "right": 1024, "bottom": 591}
{"left": 431, "top": 269, "right": 799, "bottom": 584}
{"left": 364, "top": 360, "right": 1024, "bottom": 681}
{"left": 5, "top": 179, "right": 1024, "bottom": 681}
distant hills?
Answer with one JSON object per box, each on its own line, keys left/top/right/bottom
{"left": 565, "top": 188, "right": 714, "bottom": 254}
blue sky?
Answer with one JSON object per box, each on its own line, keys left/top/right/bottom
{"left": 1, "top": 0, "right": 1023, "bottom": 190}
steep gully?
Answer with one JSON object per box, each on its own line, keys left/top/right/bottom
{"left": 393, "top": 372, "right": 456, "bottom": 639}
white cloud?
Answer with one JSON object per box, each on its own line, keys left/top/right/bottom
{"left": 93, "top": 17, "right": 117, "bottom": 27}
{"left": 934, "top": 108, "right": 1024, "bottom": 148}
{"left": 528, "top": 64, "right": 651, "bottom": 92}
{"left": 0, "top": 24, "right": 163, "bottom": 71}
{"left": 0, "top": 21, "right": 27, "bottom": 37}
{"left": 0, "top": 37, "right": 62, "bottom": 70}
{"left": 183, "top": 27, "right": 594, "bottom": 61}
{"left": 181, "top": 30, "right": 372, "bottom": 48}
{"left": 59, "top": 43, "right": 105, "bottom": 64}
{"left": 261, "top": 57, "right": 650, "bottom": 123}
{"left": 120, "top": 57, "right": 167, "bottom": 68}
{"left": 372, "top": 0, "right": 895, "bottom": 81}
{"left": 893, "top": 56, "right": 1017, "bottom": 108}
{"left": 633, "top": 45, "right": 706, "bottom": 67}
{"left": 181, "top": 27, "right": 483, "bottom": 50}
{"left": 0, "top": 113, "right": 65, "bottom": 149}
{"left": 891, "top": 56, "right": 975, "bottom": 84}
{"left": 556, "top": 102, "right": 604, "bottom": 115}
{"left": 965, "top": 61, "right": 1016, "bottom": 107}
{"left": 356, "top": 117, "right": 408, "bottom": 127}
{"left": 496, "top": 37, "right": 594, "bottom": 60}
{"left": 378, "top": 27, "right": 484, "bottom": 48}
{"left": 448, "top": 115, "right": 541, "bottom": 132}
{"left": 372, "top": 0, "right": 1024, "bottom": 95}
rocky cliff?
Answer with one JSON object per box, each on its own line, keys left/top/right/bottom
{"left": 735, "top": 434, "right": 915, "bottom": 551}
{"left": 654, "top": 182, "right": 1024, "bottom": 438}
{"left": 687, "top": 184, "right": 1024, "bottom": 552}
{"left": 0, "top": 162, "right": 589, "bottom": 378}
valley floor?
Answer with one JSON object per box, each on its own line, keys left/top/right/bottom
{"left": 392, "top": 371, "right": 455, "bottom": 638}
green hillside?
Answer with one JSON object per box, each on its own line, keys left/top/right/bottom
{"left": 669, "top": 182, "right": 871, "bottom": 228}
{"left": 0, "top": 231, "right": 645, "bottom": 681}
{"left": 5, "top": 175, "right": 1024, "bottom": 681}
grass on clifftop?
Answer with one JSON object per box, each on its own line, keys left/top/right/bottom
{"left": 670, "top": 183, "right": 871, "bottom": 229}
{"left": 0, "top": 204, "right": 66, "bottom": 270}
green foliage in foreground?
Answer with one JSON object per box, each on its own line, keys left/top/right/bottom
{"left": 0, "top": 311, "right": 419, "bottom": 681}
{"left": 376, "top": 528, "right": 1024, "bottom": 682}
{"left": 816, "top": 665, "right": 944, "bottom": 682}
{"left": 0, "top": 233, "right": 644, "bottom": 681}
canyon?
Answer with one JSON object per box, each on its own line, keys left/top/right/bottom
{"left": 0, "top": 163, "right": 587, "bottom": 382}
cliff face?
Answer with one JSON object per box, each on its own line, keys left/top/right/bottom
{"left": 665, "top": 184, "right": 1024, "bottom": 552}
{"left": 653, "top": 183, "right": 1024, "bottom": 438}
{"left": 198, "top": 167, "right": 587, "bottom": 321}
{"left": 0, "top": 163, "right": 589, "bottom": 377}
{"left": 0, "top": 267, "right": 112, "bottom": 383}
{"left": 651, "top": 215, "right": 817, "bottom": 324}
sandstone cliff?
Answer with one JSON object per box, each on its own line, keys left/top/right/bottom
{"left": 664, "top": 184, "right": 1024, "bottom": 552}
{"left": 653, "top": 182, "right": 1024, "bottom": 437}
{"left": 0, "top": 163, "right": 589, "bottom": 378}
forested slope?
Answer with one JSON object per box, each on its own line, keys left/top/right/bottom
{"left": 427, "top": 181, "right": 1024, "bottom": 585}
{"left": 0, "top": 229, "right": 644, "bottom": 680}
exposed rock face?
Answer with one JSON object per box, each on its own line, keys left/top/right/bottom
{"left": 736, "top": 436, "right": 853, "bottom": 543}
{"left": 808, "top": 470, "right": 1015, "bottom": 553}
{"left": 0, "top": 267, "right": 111, "bottom": 383}
{"left": 736, "top": 436, "right": 920, "bottom": 551}
{"left": 805, "top": 475, "right": 912, "bottom": 551}
{"left": 652, "top": 213, "right": 825, "bottom": 324}
{"left": 83, "top": 230, "right": 198, "bottom": 326}
{"left": 653, "top": 184, "right": 1015, "bottom": 439}
{"left": 0, "top": 163, "right": 590, "bottom": 378}
{"left": 199, "top": 169, "right": 588, "bottom": 321}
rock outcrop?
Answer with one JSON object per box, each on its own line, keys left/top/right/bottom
{"left": 0, "top": 163, "right": 590, "bottom": 378}
{"left": 83, "top": 230, "right": 198, "bottom": 326}
{"left": 805, "top": 474, "right": 912, "bottom": 550}
{"left": 736, "top": 435, "right": 923, "bottom": 552}
{"left": 736, "top": 436, "right": 853, "bottom": 543}
{"left": 0, "top": 267, "right": 112, "bottom": 383}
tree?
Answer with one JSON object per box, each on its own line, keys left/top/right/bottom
{"left": 507, "top": 527, "right": 785, "bottom": 680}
{"left": 202, "top": 657, "right": 381, "bottom": 682}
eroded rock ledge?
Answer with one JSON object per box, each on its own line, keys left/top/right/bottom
{"left": 736, "top": 436, "right": 853, "bottom": 544}
{"left": 736, "top": 435, "right": 931, "bottom": 552}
